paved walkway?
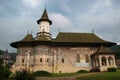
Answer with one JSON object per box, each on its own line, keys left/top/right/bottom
{"left": 36, "top": 72, "right": 99, "bottom": 80}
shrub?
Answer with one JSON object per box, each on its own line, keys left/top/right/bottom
{"left": 107, "top": 67, "right": 117, "bottom": 72}
{"left": 14, "top": 69, "right": 35, "bottom": 80}
{"left": 77, "top": 70, "right": 89, "bottom": 73}
{"left": 32, "top": 70, "right": 51, "bottom": 77}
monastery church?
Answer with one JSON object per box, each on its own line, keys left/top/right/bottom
{"left": 10, "top": 9, "right": 117, "bottom": 73}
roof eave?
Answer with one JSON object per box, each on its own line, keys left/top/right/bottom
{"left": 37, "top": 19, "right": 52, "bottom": 25}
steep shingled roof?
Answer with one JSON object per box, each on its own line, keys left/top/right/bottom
{"left": 37, "top": 9, "right": 52, "bottom": 25}
{"left": 53, "top": 32, "right": 113, "bottom": 43}
{"left": 20, "top": 34, "right": 34, "bottom": 42}
{"left": 41, "top": 8, "right": 49, "bottom": 20}
{"left": 95, "top": 46, "right": 114, "bottom": 54}
{"left": 10, "top": 32, "right": 116, "bottom": 48}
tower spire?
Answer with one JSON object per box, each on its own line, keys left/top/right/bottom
{"left": 37, "top": 8, "right": 52, "bottom": 25}
{"left": 41, "top": 8, "right": 49, "bottom": 20}
{"left": 36, "top": 8, "right": 52, "bottom": 40}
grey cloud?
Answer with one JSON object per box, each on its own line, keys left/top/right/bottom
{"left": 0, "top": 0, "right": 120, "bottom": 52}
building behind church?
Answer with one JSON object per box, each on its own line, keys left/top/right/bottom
{"left": 10, "top": 9, "right": 117, "bottom": 73}
{"left": 0, "top": 50, "right": 14, "bottom": 66}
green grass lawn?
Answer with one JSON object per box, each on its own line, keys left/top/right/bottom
{"left": 51, "top": 73, "right": 80, "bottom": 77}
{"left": 77, "top": 71, "right": 120, "bottom": 80}
{"left": 51, "top": 70, "right": 89, "bottom": 77}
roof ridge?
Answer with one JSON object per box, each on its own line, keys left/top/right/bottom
{"left": 59, "top": 32, "right": 94, "bottom": 34}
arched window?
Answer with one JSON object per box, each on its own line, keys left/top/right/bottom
{"left": 102, "top": 57, "right": 107, "bottom": 66}
{"left": 85, "top": 54, "right": 89, "bottom": 63}
{"left": 76, "top": 54, "right": 80, "bottom": 63}
{"left": 108, "top": 57, "right": 113, "bottom": 65}
{"left": 40, "top": 58, "right": 42, "bottom": 62}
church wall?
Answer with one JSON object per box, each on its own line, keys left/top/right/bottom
{"left": 13, "top": 46, "right": 34, "bottom": 71}
{"left": 52, "top": 47, "right": 97, "bottom": 73}
{"left": 12, "top": 46, "right": 99, "bottom": 73}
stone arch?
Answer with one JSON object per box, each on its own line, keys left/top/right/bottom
{"left": 102, "top": 56, "right": 107, "bottom": 66}
{"left": 108, "top": 56, "right": 113, "bottom": 65}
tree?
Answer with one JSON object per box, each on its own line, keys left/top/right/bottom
{"left": 0, "top": 59, "right": 11, "bottom": 80}
{"left": 0, "top": 49, "right": 4, "bottom": 54}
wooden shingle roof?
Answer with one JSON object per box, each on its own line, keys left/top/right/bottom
{"left": 95, "top": 46, "right": 114, "bottom": 54}
{"left": 40, "top": 9, "right": 49, "bottom": 20}
{"left": 53, "top": 32, "right": 114, "bottom": 43}
{"left": 37, "top": 9, "right": 52, "bottom": 25}
{"left": 10, "top": 32, "right": 116, "bottom": 48}
{"left": 20, "top": 34, "right": 34, "bottom": 42}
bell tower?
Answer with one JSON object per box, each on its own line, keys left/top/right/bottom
{"left": 36, "top": 9, "right": 52, "bottom": 40}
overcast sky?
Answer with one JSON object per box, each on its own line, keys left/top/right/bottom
{"left": 0, "top": 0, "right": 120, "bottom": 52}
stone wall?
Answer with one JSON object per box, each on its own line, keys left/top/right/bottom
{"left": 12, "top": 46, "right": 99, "bottom": 73}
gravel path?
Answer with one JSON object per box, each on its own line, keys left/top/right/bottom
{"left": 36, "top": 72, "right": 99, "bottom": 80}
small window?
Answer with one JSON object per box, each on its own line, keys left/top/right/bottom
{"left": 85, "top": 54, "right": 89, "bottom": 63}
{"left": 22, "top": 59, "right": 24, "bottom": 63}
{"left": 62, "top": 58, "right": 64, "bottom": 63}
{"left": 47, "top": 58, "right": 49, "bottom": 63}
{"left": 76, "top": 54, "right": 80, "bottom": 63}
{"left": 40, "top": 58, "right": 42, "bottom": 62}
